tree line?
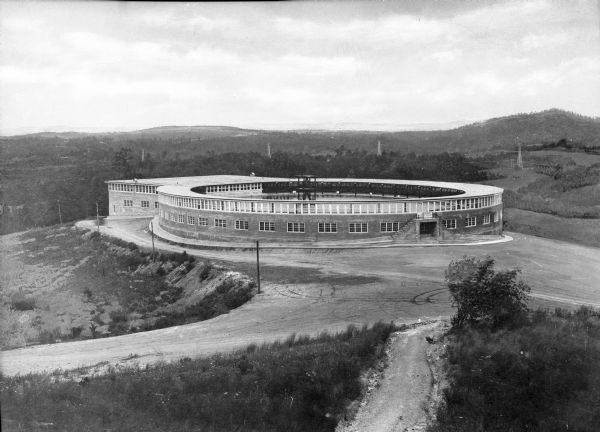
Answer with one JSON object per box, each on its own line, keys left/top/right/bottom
{"left": 1, "top": 146, "right": 490, "bottom": 234}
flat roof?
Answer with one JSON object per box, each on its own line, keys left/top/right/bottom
{"left": 105, "top": 175, "right": 502, "bottom": 199}
{"left": 106, "top": 175, "right": 283, "bottom": 187}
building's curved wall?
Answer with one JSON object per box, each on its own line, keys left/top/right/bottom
{"left": 105, "top": 176, "right": 504, "bottom": 243}
{"left": 157, "top": 192, "right": 503, "bottom": 242}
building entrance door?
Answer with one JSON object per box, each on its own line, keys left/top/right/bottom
{"left": 419, "top": 221, "right": 437, "bottom": 237}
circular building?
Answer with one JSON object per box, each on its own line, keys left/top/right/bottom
{"left": 140, "top": 175, "right": 503, "bottom": 244}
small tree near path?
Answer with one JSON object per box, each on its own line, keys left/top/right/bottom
{"left": 445, "top": 256, "right": 530, "bottom": 329}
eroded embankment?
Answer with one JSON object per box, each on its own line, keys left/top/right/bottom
{"left": 0, "top": 225, "right": 256, "bottom": 349}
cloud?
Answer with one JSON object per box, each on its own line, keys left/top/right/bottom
{"left": 0, "top": 0, "right": 598, "bottom": 133}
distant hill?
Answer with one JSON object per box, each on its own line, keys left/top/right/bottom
{"left": 2, "top": 109, "right": 599, "bottom": 156}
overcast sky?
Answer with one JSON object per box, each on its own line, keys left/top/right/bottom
{"left": 1, "top": 0, "right": 599, "bottom": 134}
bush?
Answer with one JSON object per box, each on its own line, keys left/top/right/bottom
{"left": 198, "top": 262, "right": 213, "bottom": 281}
{"left": 430, "top": 307, "right": 600, "bottom": 432}
{"left": 11, "top": 294, "right": 36, "bottom": 311}
{"left": 446, "top": 256, "right": 530, "bottom": 329}
{"left": 109, "top": 309, "right": 128, "bottom": 323}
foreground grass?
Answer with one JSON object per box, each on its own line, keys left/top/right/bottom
{"left": 1, "top": 322, "right": 396, "bottom": 432}
{"left": 429, "top": 307, "right": 600, "bottom": 431}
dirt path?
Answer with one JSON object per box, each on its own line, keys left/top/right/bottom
{"left": 338, "top": 323, "right": 442, "bottom": 432}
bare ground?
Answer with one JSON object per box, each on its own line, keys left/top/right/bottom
{"left": 337, "top": 321, "right": 446, "bottom": 432}
{"left": 1, "top": 217, "right": 599, "bottom": 376}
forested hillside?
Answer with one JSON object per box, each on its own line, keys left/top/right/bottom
{"left": 2, "top": 109, "right": 598, "bottom": 234}
{"left": 2, "top": 109, "right": 599, "bottom": 158}
{"left": 0, "top": 149, "right": 487, "bottom": 234}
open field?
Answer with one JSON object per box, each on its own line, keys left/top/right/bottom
{"left": 1, "top": 217, "right": 598, "bottom": 376}
{"left": 504, "top": 208, "right": 600, "bottom": 248}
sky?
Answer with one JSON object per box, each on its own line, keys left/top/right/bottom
{"left": 0, "top": 0, "right": 599, "bottom": 134}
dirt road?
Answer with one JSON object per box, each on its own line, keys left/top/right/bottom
{"left": 1, "top": 218, "right": 599, "bottom": 376}
{"left": 338, "top": 322, "right": 442, "bottom": 432}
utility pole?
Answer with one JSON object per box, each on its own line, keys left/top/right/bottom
{"left": 256, "top": 240, "right": 261, "bottom": 294}
{"left": 96, "top": 201, "right": 100, "bottom": 234}
{"left": 57, "top": 200, "right": 63, "bottom": 225}
{"left": 150, "top": 221, "right": 156, "bottom": 260}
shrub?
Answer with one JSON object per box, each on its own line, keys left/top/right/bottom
{"left": 109, "top": 309, "right": 128, "bottom": 323}
{"left": 198, "top": 262, "right": 213, "bottom": 281}
{"left": 446, "top": 256, "right": 530, "bottom": 329}
{"left": 430, "top": 307, "right": 600, "bottom": 432}
{"left": 11, "top": 294, "right": 36, "bottom": 311}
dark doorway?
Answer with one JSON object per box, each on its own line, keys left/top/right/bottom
{"left": 419, "top": 221, "right": 437, "bottom": 237}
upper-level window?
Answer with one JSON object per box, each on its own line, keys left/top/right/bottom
{"left": 465, "top": 217, "right": 476, "bottom": 227}
{"left": 287, "top": 222, "right": 305, "bottom": 233}
{"left": 124, "top": 200, "right": 133, "bottom": 207}
{"left": 154, "top": 201, "right": 159, "bottom": 208}
{"left": 318, "top": 222, "right": 337, "bottom": 233}
{"left": 349, "top": 222, "right": 368, "bottom": 233}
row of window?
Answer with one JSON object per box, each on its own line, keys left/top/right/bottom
{"left": 161, "top": 193, "right": 502, "bottom": 215}
{"left": 110, "top": 183, "right": 158, "bottom": 194}
{"left": 123, "top": 200, "right": 158, "bottom": 209}
{"left": 442, "top": 214, "right": 494, "bottom": 229}
{"left": 206, "top": 183, "right": 262, "bottom": 193}
{"left": 162, "top": 215, "right": 488, "bottom": 232}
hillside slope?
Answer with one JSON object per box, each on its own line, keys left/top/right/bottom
{"left": 2, "top": 109, "right": 599, "bottom": 156}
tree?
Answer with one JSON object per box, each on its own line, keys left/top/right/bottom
{"left": 445, "top": 256, "right": 530, "bottom": 329}
{"left": 112, "top": 147, "right": 133, "bottom": 178}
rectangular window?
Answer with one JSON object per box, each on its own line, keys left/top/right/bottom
{"left": 380, "top": 222, "right": 399, "bottom": 232}
{"left": 187, "top": 216, "right": 195, "bottom": 225}
{"left": 235, "top": 220, "right": 249, "bottom": 230}
{"left": 198, "top": 217, "right": 209, "bottom": 226}
{"left": 318, "top": 222, "right": 337, "bottom": 233}
{"left": 178, "top": 214, "right": 185, "bottom": 224}
{"left": 465, "top": 217, "right": 476, "bottom": 227}
{"left": 259, "top": 221, "right": 275, "bottom": 231}
{"left": 349, "top": 222, "right": 368, "bottom": 233}
{"left": 442, "top": 219, "right": 457, "bottom": 229}
{"left": 123, "top": 200, "right": 133, "bottom": 207}
{"left": 483, "top": 214, "right": 491, "bottom": 225}
{"left": 141, "top": 200, "right": 149, "bottom": 208}
{"left": 154, "top": 201, "right": 159, "bottom": 208}
{"left": 215, "top": 218, "right": 227, "bottom": 228}
{"left": 287, "top": 222, "right": 305, "bottom": 233}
